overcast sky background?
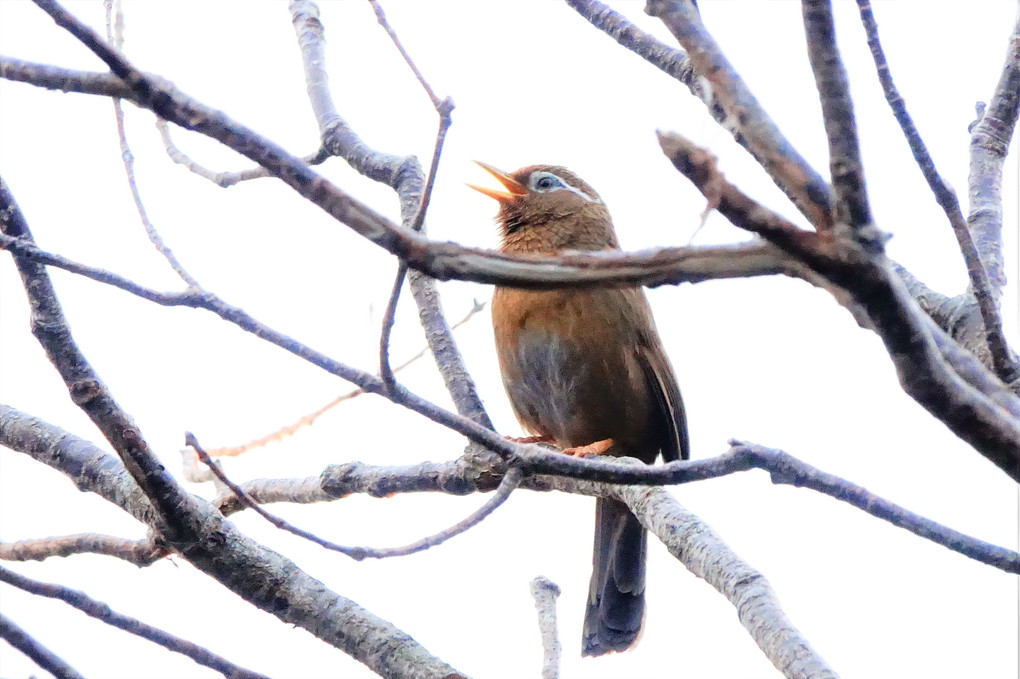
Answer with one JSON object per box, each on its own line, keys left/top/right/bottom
{"left": 1, "top": 1, "right": 1018, "bottom": 678}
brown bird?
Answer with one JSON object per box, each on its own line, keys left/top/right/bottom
{"left": 470, "top": 162, "right": 689, "bottom": 656}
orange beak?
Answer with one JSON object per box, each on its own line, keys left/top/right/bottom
{"left": 467, "top": 161, "right": 527, "bottom": 203}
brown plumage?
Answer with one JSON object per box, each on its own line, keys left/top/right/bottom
{"left": 470, "top": 162, "right": 689, "bottom": 656}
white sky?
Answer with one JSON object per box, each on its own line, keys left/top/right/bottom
{"left": 0, "top": 1, "right": 1018, "bottom": 678}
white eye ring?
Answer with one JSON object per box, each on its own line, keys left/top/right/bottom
{"left": 528, "top": 171, "right": 602, "bottom": 203}
{"left": 530, "top": 172, "right": 563, "bottom": 192}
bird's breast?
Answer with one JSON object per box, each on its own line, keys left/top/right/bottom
{"left": 492, "top": 288, "right": 657, "bottom": 452}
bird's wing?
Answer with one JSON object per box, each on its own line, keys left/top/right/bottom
{"left": 636, "top": 340, "right": 689, "bottom": 462}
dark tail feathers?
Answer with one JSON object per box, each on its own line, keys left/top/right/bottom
{"left": 582, "top": 497, "right": 647, "bottom": 656}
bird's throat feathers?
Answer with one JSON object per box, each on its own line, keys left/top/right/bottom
{"left": 497, "top": 200, "right": 620, "bottom": 254}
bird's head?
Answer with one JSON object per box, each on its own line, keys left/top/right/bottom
{"left": 469, "top": 162, "right": 619, "bottom": 254}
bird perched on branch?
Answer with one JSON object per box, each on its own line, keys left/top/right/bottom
{"left": 470, "top": 162, "right": 689, "bottom": 656}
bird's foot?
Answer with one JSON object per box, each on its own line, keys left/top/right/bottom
{"left": 506, "top": 434, "right": 554, "bottom": 445}
{"left": 562, "top": 438, "right": 615, "bottom": 458}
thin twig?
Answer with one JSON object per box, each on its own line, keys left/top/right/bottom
{"left": 104, "top": 0, "right": 199, "bottom": 287}
{"left": 291, "top": 0, "right": 489, "bottom": 428}
{"left": 209, "top": 299, "right": 486, "bottom": 458}
{"left": 362, "top": 466, "right": 524, "bottom": 560}
{"left": 380, "top": 103, "right": 454, "bottom": 389}
{"left": 157, "top": 118, "right": 329, "bottom": 187}
{"left": 0, "top": 566, "right": 269, "bottom": 679}
{"left": 369, "top": 0, "right": 441, "bottom": 108}
{"left": 379, "top": 262, "right": 407, "bottom": 391}
{"left": 0, "top": 612, "right": 83, "bottom": 679}
{"left": 856, "top": 0, "right": 1018, "bottom": 386}
{"left": 529, "top": 576, "right": 562, "bottom": 679}
{"left": 189, "top": 433, "right": 524, "bottom": 560}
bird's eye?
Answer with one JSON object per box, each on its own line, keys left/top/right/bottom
{"left": 532, "top": 173, "right": 562, "bottom": 192}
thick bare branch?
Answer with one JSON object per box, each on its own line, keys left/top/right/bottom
{"left": 568, "top": 0, "right": 1015, "bottom": 385}
{"left": 0, "top": 55, "right": 131, "bottom": 98}
{"left": 542, "top": 463, "right": 838, "bottom": 679}
{"left": 2, "top": 172, "right": 465, "bottom": 678}
{"left": 0, "top": 219, "right": 798, "bottom": 290}
{"left": 644, "top": 0, "right": 833, "bottom": 230}
{"left": 658, "top": 131, "right": 1020, "bottom": 481}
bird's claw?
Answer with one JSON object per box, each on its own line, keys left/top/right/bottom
{"left": 562, "top": 438, "right": 615, "bottom": 458}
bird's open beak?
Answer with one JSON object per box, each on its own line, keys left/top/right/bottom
{"left": 467, "top": 161, "right": 527, "bottom": 203}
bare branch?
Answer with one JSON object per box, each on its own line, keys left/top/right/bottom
{"left": 644, "top": 0, "right": 833, "bottom": 230}
{"left": 228, "top": 445, "right": 1020, "bottom": 575}
{"left": 360, "top": 466, "right": 523, "bottom": 560}
{"left": 0, "top": 217, "right": 799, "bottom": 290}
{"left": 210, "top": 299, "right": 485, "bottom": 457}
{"left": 0, "top": 612, "right": 83, "bottom": 679}
{"left": 192, "top": 433, "right": 522, "bottom": 560}
{"left": 369, "top": 0, "right": 443, "bottom": 108}
{"left": 570, "top": 0, "right": 1014, "bottom": 387}
{"left": 188, "top": 433, "right": 368, "bottom": 558}
{"left": 802, "top": 0, "right": 872, "bottom": 236}
{"left": 968, "top": 10, "right": 1020, "bottom": 297}
{"left": 379, "top": 262, "right": 407, "bottom": 391}
{"left": 0, "top": 565, "right": 269, "bottom": 679}
{"left": 2, "top": 170, "right": 465, "bottom": 678}
{"left": 0, "top": 53, "right": 806, "bottom": 289}
{"left": 290, "top": 0, "right": 487, "bottom": 431}
{"left": 0, "top": 55, "right": 131, "bottom": 98}
{"left": 856, "top": 0, "right": 1018, "bottom": 386}
{"left": 541, "top": 463, "right": 838, "bottom": 679}
{"left": 658, "top": 131, "right": 1020, "bottom": 481}
{"left": 529, "top": 576, "right": 562, "bottom": 679}
{"left": 2, "top": 173, "right": 197, "bottom": 543}
{"left": 0, "top": 534, "right": 164, "bottom": 566}
{"left": 381, "top": 100, "right": 454, "bottom": 390}
{"left": 157, "top": 118, "right": 330, "bottom": 187}
{"left": 0, "top": 224, "right": 819, "bottom": 493}
{"left": 104, "top": 1, "right": 198, "bottom": 288}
